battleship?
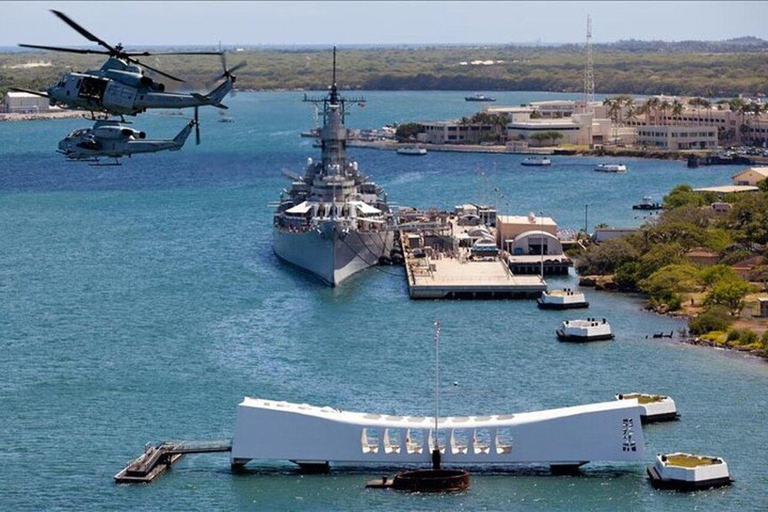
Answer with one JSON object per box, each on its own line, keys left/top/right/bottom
{"left": 273, "top": 49, "right": 394, "bottom": 286}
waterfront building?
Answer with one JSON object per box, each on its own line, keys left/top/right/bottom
{"left": 758, "top": 297, "right": 768, "bottom": 318}
{"left": 2, "top": 91, "right": 51, "bottom": 113}
{"left": 732, "top": 166, "right": 768, "bottom": 186}
{"left": 693, "top": 185, "right": 759, "bottom": 195}
{"left": 685, "top": 247, "right": 720, "bottom": 267}
{"left": 710, "top": 202, "right": 732, "bottom": 216}
{"left": 417, "top": 101, "right": 612, "bottom": 146}
{"left": 636, "top": 125, "right": 717, "bottom": 150}
{"left": 624, "top": 95, "right": 768, "bottom": 145}
{"left": 730, "top": 255, "right": 764, "bottom": 279}
{"left": 416, "top": 120, "right": 493, "bottom": 144}
{"left": 496, "top": 213, "right": 557, "bottom": 244}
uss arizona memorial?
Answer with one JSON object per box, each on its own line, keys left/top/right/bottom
{"left": 230, "top": 397, "right": 645, "bottom": 470}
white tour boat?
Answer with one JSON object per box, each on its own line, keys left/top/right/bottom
{"left": 537, "top": 289, "right": 589, "bottom": 310}
{"left": 556, "top": 318, "right": 614, "bottom": 342}
{"left": 230, "top": 397, "right": 645, "bottom": 471}
{"left": 594, "top": 163, "right": 627, "bottom": 173}
{"left": 521, "top": 156, "right": 552, "bottom": 167}
{"left": 648, "top": 453, "right": 733, "bottom": 491}
{"left": 396, "top": 145, "right": 428, "bottom": 156}
{"left": 616, "top": 393, "right": 678, "bottom": 423}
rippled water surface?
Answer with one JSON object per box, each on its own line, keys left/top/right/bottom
{"left": 1, "top": 92, "right": 766, "bottom": 510}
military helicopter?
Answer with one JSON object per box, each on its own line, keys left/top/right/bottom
{"left": 12, "top": 10, "right": 245, "bottom": 117}
{"left": 57, "top": 113, "right": 199, "bottom": 165}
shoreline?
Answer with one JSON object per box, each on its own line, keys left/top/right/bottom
{"left": 348, "top": 139, "right": 768, "bottom": 163}
{"left": 0, "top": 111, "right": 84, "bottom": 122}
{"left": 579, "top": 275, "right": 768, "bottom": 361}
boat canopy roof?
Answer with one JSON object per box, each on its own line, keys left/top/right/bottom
{"left": 349, "top": 200, "right": 381, "bottom": 215}
{"left": 286, "top": 201, "right": 313, "bottom": 214}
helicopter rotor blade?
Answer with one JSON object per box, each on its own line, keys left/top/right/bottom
{"left": 9, "top": 87, "right": 49, "bottom": 98}
{"left": 50, "top": 10, "right": 117, "bottom": 54}
{"left": 18, "top": 43, "right": 110, "bottom": 55}
{"left": 227, "top": 61, "right": 247, "bottom": 75}
{"left": 127, "top": 57, "right": 185, "bottom": 83}
{"left": 124, "top": 51, "right": 223, "bottom": 57}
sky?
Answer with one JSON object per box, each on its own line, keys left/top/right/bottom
{"left": 2, "top": 1, "right": 767, "bottom": 47}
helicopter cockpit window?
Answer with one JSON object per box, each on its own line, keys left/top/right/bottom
{"left": 76, "top": 139, "right": 102, "bottom": 151}
{"left": 78, "top": 77, "right": 109, "bottom": 101}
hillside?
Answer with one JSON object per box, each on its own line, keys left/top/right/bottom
{"left": 2, "top": 39, "right": 767, "bottom": 97}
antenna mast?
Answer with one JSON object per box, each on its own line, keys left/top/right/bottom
{"left": 583, "top": 15, "right": 594, "bottom": 111}
{"left": 432, "top": 319, "right": 442, "bottom": 469}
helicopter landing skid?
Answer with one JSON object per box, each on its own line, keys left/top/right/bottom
{"left": 87, "top": 158, "right": 122, "bottom": 167}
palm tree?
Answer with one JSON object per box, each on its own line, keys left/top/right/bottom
{"left": 688, "top": 97, "right": 703, "bottom": 125}
{"left": 624, "top": 97, "right": 636, "bottom": 125}
{"left": 658, "top": 99, "right": 671, "bottom": 126}
{"left": 603, "top": 97, "right": 622, "bottom": 144}
{"left": 671, "top": 99, "right": 684, "bottom": 125}
{"left": 490, "top": 113, "right": 510, "bottom": 143}
{"left": 644, "top": 97, "right": 661, "bottom": 125}
{"left": 701, "top": 99, "right": 712, "bottom": 126}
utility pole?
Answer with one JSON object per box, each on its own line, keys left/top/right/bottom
{"left": 583, "top": 15, "right": 594, "bottom": 112}
{"left": 584, "top": 204, "right": 589, "bottom": 235}
{"left": 540, "top": 212, "right": 545, "bottom": 278}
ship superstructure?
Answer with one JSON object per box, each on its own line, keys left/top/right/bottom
{"left": 273, "top": 49, "right": 394, "bottom": 286}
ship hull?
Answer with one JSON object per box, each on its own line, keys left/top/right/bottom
{"left": 274, "top": 226, "right": 393, "bottom": 286}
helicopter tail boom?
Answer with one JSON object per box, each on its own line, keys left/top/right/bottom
{"left": 170, "top": 120, "right": 196, "bottom": 150}
{"left": 192, "top": 78, "right": 234, "bottom": 109}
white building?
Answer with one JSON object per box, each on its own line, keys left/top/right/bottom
{"left": 636, "top": 125, "right": 717, "bottom": 150}
{"left": 3, "top": 91, "right": 50, "bottom": 113}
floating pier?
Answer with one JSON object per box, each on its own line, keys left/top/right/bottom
{"left": 617, "top": 393, "right": 679, "bottom": 424}
{"left": 114, "top": 440, "right": 231, "bottom": 484}
{"left": 648, "top": 453, "right": 733, "bottom": 491}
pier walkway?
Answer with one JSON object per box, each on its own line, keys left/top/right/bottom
{"left": 115, "top": 440, "right": 231, "bottom": 484}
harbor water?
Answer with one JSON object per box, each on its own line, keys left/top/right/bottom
{"left": 0, "top": 92, "right": 766, "bottom": 510}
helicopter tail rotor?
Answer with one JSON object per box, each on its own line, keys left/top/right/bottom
{"left": 215, "top": 52, "right": 246, "bottom": 83}
{"left": 194, "top": 107, "right": 200, "bottom": 145}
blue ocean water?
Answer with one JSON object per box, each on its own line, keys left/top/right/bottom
{"left": 0, "top": 92, "right": 766, "bottom": 511}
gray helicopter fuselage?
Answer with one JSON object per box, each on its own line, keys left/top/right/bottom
{"left": 58, "top": 120, "right": 194, "bottom": 160}
{"left": 47, "top": 58, "right": 232, "bottom": 116}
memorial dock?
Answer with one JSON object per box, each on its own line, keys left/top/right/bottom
{"left": 115, "top": 440, "right": 231, "bottom": 484}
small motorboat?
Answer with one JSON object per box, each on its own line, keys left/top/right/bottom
{"left": 521, "top": 156, "right": 552, "bottom": 167}
{"left": 556, "top": 318, "right": 614, "bottom": 342}
{"left": 465, "top": 92, "right": 496, "bottom": 102}
{"left": 396, "top": 145, "right": 428, "bottom": 156}
{"left": 595, "top": 163, "right": 627, "bottom": 173}
{"left": 537, "top": 289, "right": 589, "bottom": 309}
{"left": 632, "top": 196, "right": 663, "bottom": 210}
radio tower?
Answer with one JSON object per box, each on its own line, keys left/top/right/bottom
{"left": 583, "top": 15, "right": 594, "bottom": 112}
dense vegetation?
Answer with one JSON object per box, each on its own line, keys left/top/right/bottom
{"left": 3, "top": 38, "right": 768, "bottom": 97}
{"left": 575, "top": 184, "right": 768, "bottom": 349}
